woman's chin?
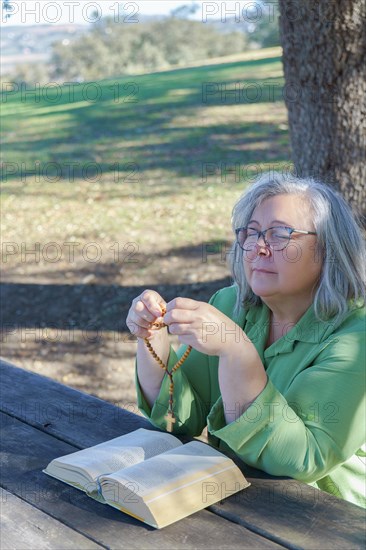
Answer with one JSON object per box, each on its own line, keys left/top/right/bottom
{"left": 250, "top": 283, "right": 276, "bottom": 298}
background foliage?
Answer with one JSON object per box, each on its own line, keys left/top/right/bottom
{"left": 3, "top": 2, "right": 280, "bottom": 85}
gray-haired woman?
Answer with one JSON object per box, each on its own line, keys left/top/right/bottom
{"left": 127, "top": 172, "right": 366, "bottom": 508}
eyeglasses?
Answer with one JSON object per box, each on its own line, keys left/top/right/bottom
{"left": 235, "top": 226, "right": 317, "bottom": 251}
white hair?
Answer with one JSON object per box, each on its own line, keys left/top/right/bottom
{"left": 229, "top": 172, "right": 366, "bottom": 321}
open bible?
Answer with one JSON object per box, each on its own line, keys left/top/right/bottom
{"left": 43, "top": 428, "right": 249, "bottom": 528}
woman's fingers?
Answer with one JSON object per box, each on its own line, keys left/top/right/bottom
{"left": 163, "top": 307, "right": 195, "bottom": 326}
{"left": 139, "top": 290, "right": 166, "bottom": 317}
{"left": 165, "top": 296, "right": 200, "bottom": 312}
{"left": 127, "top": 289, "right": 167, "bottom": 338}
{"left": 134, "top": 300, "right": 157, "bottom": 324}
{"left": 164, "top": 298, "right": 206, "bottom": 334}
{"left": 128, "top": 292, "right": 242, "bottom": 356}
{"left": 126, "top": 319, "right": 151, "bottom": 339}
{"left": 128, "top": 308, "right": 153, "bottom": 329}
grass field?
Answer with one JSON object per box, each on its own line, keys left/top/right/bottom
{"left": 0, "top": 47, "right": 292, "bottom": 404}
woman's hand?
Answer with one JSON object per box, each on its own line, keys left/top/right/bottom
{"left": 128, "top": 290, "right": 170, "bottom": 408}
{"left": 163, "top": 297, "right": 267, "bottom": 424}
{"left": 126, "top": 289, "right": 167, "bottom": 340}
{"left": 164, "top": 297, "right": 245, "bottom": 357}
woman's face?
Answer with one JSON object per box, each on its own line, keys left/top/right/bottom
{"left": 243, "top": 194, "right": 322, "bottom": 309}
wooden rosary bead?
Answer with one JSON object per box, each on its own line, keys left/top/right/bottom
{"left": 144, "top": 305, "right": 192, "bottom": 432}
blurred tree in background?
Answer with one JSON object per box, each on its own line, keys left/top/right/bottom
{"left": 250, "top": 1, "right": 280, "bottom": 47}
{"left": 6, "top": 1, "right": 281, "bottom": 85}
{"left": 50, "top": 17, "right": 249, "bottom": 82}
{"left": 4, "top": 62, "right": 50, "bottom": 85}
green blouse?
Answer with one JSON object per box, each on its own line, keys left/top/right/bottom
{"left": 136, "top": 285, "right": 366, "bottom": 508}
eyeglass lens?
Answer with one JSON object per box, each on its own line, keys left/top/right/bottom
{"left": 237, "top": 227, "right": 290, "bottom": 251}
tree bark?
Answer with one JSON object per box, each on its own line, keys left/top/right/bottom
{"left": 278, "top": 0, "right": 366, "bottom": 221}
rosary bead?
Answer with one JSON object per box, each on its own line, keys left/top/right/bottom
{"left": 144, "top": 305, "right": 192, "bottom": 432}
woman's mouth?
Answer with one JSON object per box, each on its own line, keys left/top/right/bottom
{"left": 252, "top": 268, "right": 276, "bottom": 274}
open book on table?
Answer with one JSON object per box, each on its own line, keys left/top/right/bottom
{"left": 43, "top": 428, "right": 250, "bottom": 529}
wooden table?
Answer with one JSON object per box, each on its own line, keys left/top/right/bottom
{"left": 1, "top": 358, "right": 364, "bottom": 549}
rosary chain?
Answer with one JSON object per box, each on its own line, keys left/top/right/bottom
{"left": 144, "top": 306, "right": 192, "bottom": 431}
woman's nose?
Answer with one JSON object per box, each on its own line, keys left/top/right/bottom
{"left": 256, "top": 239, "right": 271, "bottom": 255}
{"left": 256, "top": 232, "right": 267, "bottom": 247}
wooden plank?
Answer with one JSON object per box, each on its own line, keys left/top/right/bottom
{"left": 0, "top": 358, "right": 154, "bottom": 449}
{"left": 0, "top": 489, "right": 103, "bottom": 549}
{"left": 0, "top": 412, "right": 284, "bottom": 550}
{"left": 209, "top": 474, "right": 366, "bottom": 550}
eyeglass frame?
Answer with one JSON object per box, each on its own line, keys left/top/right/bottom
{"left": 235, "top": 225, "right": 317, "bottom": 251}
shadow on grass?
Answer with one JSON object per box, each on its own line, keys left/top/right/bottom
{"left": 0, "top": 240, "right": 233, "bottom": 331}
{"left": 0, "top": 278, "right": 231, "bottom": 332}
{"left": 1, "top": 118, "right": 289, "bottom": 195}
{"left": 1, "top": 56, "right": 282, "bottom": 107}
{"left": 1, "top": 56, "right": 288, "bottom": 188}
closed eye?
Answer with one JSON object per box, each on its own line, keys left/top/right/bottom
{"left": 246, "top": 227, "right": 259, "bottom": 236}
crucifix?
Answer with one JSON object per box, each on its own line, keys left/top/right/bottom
{"left": 165, "top": 411, "right": 176, "bottom": 433}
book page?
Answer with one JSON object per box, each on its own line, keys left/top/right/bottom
{"left": 100, "top": 441, "right": 238, "bottom": 498}
{"left": 46, "top": 428, "right": 182, "bottom": 481}
{"left": 100, "top": 440, "right": 249, "bottom": 529}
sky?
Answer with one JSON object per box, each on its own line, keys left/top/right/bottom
{"left": 1, "top": 1, "right": 220, "bottom": 26}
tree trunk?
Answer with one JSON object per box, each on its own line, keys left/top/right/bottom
{"left": 278, "top": 0, "right": 366, "bottom": 221}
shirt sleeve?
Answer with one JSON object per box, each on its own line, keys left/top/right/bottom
{"left": 207, "top": 329, "right": 366, "bottom": 484}
{"left": 135, "top": 290, "right": 222, "bottom": 436}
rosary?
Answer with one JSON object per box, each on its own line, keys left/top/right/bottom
{"left": 144, "top": 306, "right": 192, "bottom": 432}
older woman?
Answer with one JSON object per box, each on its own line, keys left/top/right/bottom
{"left": 126, "top": 173, "right": 365, "bottom": 508}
